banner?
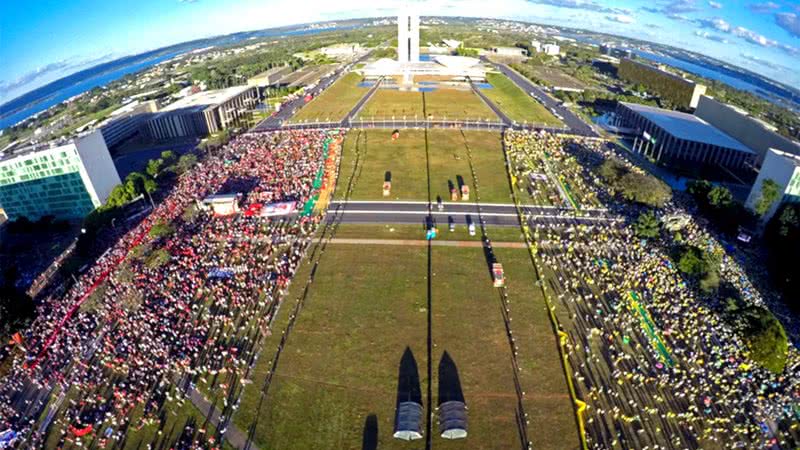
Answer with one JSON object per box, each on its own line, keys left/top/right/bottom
{"left": 260, "top": 201, "right": 297, "bottom": 217}
{"left": 0, "top": 430, "right": 18, "bottom": 448}
{"left": 208, "top": 265, "right": 247, "bottom": 279}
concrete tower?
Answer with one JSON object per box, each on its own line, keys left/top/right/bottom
{"left": 397, "top": 11, "right": 419, "bottom": 63}
{"left": 409, "top": 14, "right": 420, "bottom": 62}
{"left": 397, "top": 14, "right": 409, "bottom": 63}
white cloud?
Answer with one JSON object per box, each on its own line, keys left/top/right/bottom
{"left": 607, "top": 14, "right": 635, "bottom": 23}
{"left": 695, "top": 30, "right": 728, "bottom": 43}
{"left": 731, "top": 25, "right": 777, "bottom": 46}
{"left": 708, "top": 1, "right": 722, "bottom": 8}
{"left": 776, "top": 13, "right": 800, "bottom": 38}
{"left": 697, "top": 17, "right": 730, "bottom": 31}
{"left": 747, "top": 2, "right": 779, "bottom": 13}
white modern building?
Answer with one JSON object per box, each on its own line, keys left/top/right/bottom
{"left": 542, "top": 44, "right": 561, "bottom": 56}
{"left": 320, "top": 43, "right": 363, "bottom": 59}
{"left": 746, "top": 148, "right": 800, "bottom": 223}
{"left": 98, "top": 100, "right": 158, "bottom": 148}
{"left": 0, "top": 130, "right": 121, "bottom": 220}
{"left": 397, "top": 12, "right": 420, "bottom": 63}
{"left": 145, "top": 85, "right": 258, "bottom": 141}
{"left": 360, "top": 12, "right": 488, "bottom": 83}
{"left": 530, "top": 40, "right": 542, "bottom": 53}
{"left": 361, "top": 55, "right": 488, "bottom": 82}
{"left": 695, "top": 95, "right": 800, "bottom": 166}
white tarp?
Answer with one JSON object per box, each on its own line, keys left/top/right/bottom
{"left": 260, "top": 201, "right": 297, "bottom": 217}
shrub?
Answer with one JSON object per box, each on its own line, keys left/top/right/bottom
{"left": 144, "top": 248, "right": 171, "bottom": 269}
{"left": 598, "top": 156, "right": 671, "bottom": 208}
{"left": 634, "top": 210, "right": 660, "bottom": 239}
{"left": 723, "top": 297, "right": 788, "bottom": 374}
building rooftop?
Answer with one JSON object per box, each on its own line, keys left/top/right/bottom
{"left": 159, "top": 85, "right": 252, "bottom": 114}
{"left": 621, "top": 102, "right": 754, "bottom": 154}
{"left": 248, "top": 65, "right": 290, "bottom": 81}
{"left": 0, "top": 134, "right": 83, "bottom": 164}
{"left": 768, "top": 148, "right": 800, "bottom": 167}
{"left": 622, "top": 58, "right": 699, "bottom": 86}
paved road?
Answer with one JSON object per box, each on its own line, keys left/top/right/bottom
{"left": 252, "top": 50, "right": 376, "bottom": 132}
{"left": 470, "top": 79, "right": 513, "bottom": 126}
{"left": 484, "top": 59, "right": 599, "bottom": 138}
{"left": 328, "top": 238, "right": 528, "bottom": 248}
{"left": 325, "top": 201, "right": 620, "bottom": 227}
{"left": 342, "top": 77, "right": 383, "bottom": 124}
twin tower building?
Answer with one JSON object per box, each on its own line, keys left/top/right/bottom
{"left": 397, "top": 12, "right": 420, "bottom": 63}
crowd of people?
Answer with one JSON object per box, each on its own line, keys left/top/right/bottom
{"left": 0, "top": 129, "right": 343, "bottom": 449}
{"left": 506, "top": 130, "right": 800, "bottom": 449}
{"left": 506, "top": 131, "right": 606, "bottom": 211}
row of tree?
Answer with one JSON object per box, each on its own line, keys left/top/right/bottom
{"left": 598, "top": 156, "right": 672, "bottom": 208}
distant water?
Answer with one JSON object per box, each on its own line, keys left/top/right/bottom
{"left": 0, "top": 51, "right": 183, "bottom": 130}
{"left": 558, "top": 31, "right": 796, "bottom": 105}
{"left": 633, "top": 51, "right": 765, "bottom": 96}
{"left": 0, "top": 25, "right": 353, "bottom": 130}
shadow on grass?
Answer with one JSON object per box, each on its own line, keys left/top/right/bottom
{"left": 396, "top": 347, "right": 422, "bottom": 406}
{"left": 437, "top": 351, "right": 464, "bottom": 405}
{"left": 362, "top": 414, "right": 378, "bottom": 450}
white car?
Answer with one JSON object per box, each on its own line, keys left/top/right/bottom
{"left": 468, "top": 223, "right": 476, "bottom": 236}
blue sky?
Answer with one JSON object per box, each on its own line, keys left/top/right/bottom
{"left": 1, "top": 0, "right": 799, "bottom": 102}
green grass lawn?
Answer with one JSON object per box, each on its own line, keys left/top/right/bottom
{"left": 335, "top": 129, "right": 514, "bottom": 204}
{"left": 357, "top": 88, "right": 497, "bottom": 121}
{"left": 423, "top": 89, "right": 497, "bottom": 121}
{"left": 290, "top": 72, "right": 367, "bottom": 123}
{"left": 357, "top": 89, "right": 425, "bottom": 119}
{"left": 483, "top": 73, "right": 562, "bottom": 126}
{"left": 233, "top": 243, "right": 578, "bottom": 449}
{"left": 332, "top": 224, "right": 525, "bottom": 242}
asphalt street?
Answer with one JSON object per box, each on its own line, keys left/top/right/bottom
{"left": 252, "top": 50, "right": 377, "bottom": 132}
{"left": 325, "top": 201, "right": 621, "bottom": 227}
{"left": 484, "top": 59, "right": 599, "bottom": 137}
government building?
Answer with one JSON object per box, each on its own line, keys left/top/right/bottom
{"left": 0, "top": 130, "right": 121, "bottom": 220}
{"left": 145, "top": 85, "right": 258, "bottom": 141}
{"left": 615, "top": 102, "right": 756, "bottom": 171}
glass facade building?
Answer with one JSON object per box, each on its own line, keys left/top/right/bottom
{"left": 0, "top": 131, "right": 121, "bottom": 221}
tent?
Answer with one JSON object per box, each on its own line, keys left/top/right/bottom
{"left": 393, "top": 401, "right": 423, "bottom": 440}
{"left": 439, "top": 400, "right": 468, "bottom": 439}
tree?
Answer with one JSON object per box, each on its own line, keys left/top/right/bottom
{"left": 687, "top": 180, "right": 712, "bottom": 202}
{"left": 0, "top": 267, "right": 35, "bottom": 341}
{"left": 744, "top": 308, "right": 788, "bottom": 374}
{"left": 754, "top": 178, "right": 781, "bottom": 218}
{"left": 676, "top": 246, "right": 708, "bottom": 277}
{"left": 634, "top": 210, "right": 660, "bottom": 239}
{"left": 707, "top": 186, "right": 733, "bottom": 209}
{"left": 143, "top": 177, "right": 157, "bottom": 194}
{"left": 618, "top": 172, "right": 672, "bottom": 208}
{"left": 146, "top": 158, "right": 164, "bottom": 178}
{"left": 160, "top": 151, "right": 177, "bottom": 166}
{"left": 777, "top": 204, "right": 799, "bottom": 237}
{"left": 107, "top": 184, "right": 135, "bottom": 208}
{"left": 723, "top": 297, "right": 788, "bottom": 374}
{"left": 125, "top": 172, "right": 150, "bottom": 197}
{"left": 176, "top": 154, "right": 198, "bottom": 174}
